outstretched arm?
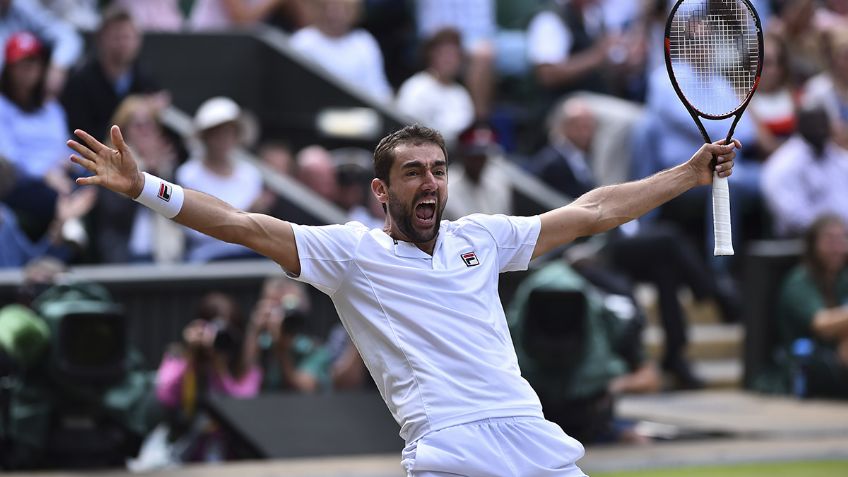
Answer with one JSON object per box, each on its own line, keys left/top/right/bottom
{"left": 68, "top": 126, "right": 301, "bottom": 275}
{"left": 532, "top": 140, "right": 740, "bottom": 259}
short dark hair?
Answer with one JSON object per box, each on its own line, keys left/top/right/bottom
{"left": 421, "top": 27, "right": 462, "bottom": 67}
{"left": 803, "top": 214, "right": 847, "bottom": 306}
{"left": 372, "top": 125, "right": 448, "bottom": 184}
{"left": 97, "top": 5, "right": 135, "bottom": 36}
{"left": 0, "top": 45, "right": 48, "bottom": 112}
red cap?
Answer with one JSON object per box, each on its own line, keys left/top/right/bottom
{"left": 458, "top": 125, "right": 500, "bottom": 156}
{"left": 4, "top": 32, "right": 44, "bottom": 65}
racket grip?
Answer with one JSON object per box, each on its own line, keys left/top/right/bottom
{"left": 712, "top": 173, "right": 734, "bottom": 256}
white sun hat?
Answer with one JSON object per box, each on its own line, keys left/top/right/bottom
{"left": 193, "top": 96, "right": 242, "bottom": 132}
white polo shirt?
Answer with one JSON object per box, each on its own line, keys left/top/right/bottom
{"left": 289, "top": 214, "right": 545, "bottom": 443}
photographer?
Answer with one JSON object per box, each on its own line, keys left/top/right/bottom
{"left": 154, "top": 292, "right": 260, "bottom": 462}
{"left": 245, "top": 277, "right": 331, "bottom": 393}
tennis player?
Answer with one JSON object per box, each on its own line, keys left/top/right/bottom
{"left": 68, "top": 124, "right": 737, "bottom": 476}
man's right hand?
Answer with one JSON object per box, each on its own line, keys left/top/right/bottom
{"left": 68, "top": 125, "right": 145, "bottom": 198}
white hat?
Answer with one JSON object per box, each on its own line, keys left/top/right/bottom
{"left": 194, "top": 96, "right": 242, "bottom": 132}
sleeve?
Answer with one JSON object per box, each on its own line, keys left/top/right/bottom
{"left": 296, "top": 344, "right": 333, "bottom": 390}
{"left": 216, "top": 365, "right": 263, "bottom": 398}
{"left": 0, "top": 106, "right": 15, "bottom": 160}
{"left": 154, "top": 353, "right": 189, "bottom": 408}
{"left": 16, "top": 1, "right": 83, "bottom": 69}
{"left": 526, "top": 11, "right": 572, "bottom": 65}
{"left": 288, "top": 222, "right": 365, "bottom": 295}
{"left": 465, "top": 214, "right": 541, "bottom": 273}
{"left": 777, "top": 269, "right": 823, "bottom": 344}
{"left": 761, "top": 143, "right": 819, "bottom": 236}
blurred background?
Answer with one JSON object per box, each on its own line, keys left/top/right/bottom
{"left": 0, "top": 0, "right": 847, "bottom": 475}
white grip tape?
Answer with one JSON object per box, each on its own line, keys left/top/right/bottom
{"left": 712, "top": 173, "right": 734, "bottom": 256}
{"left": 133, "top": 172, "right": 185, "bottom": 219}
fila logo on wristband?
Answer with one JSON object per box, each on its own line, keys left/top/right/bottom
{"left": 135, "top": 172, "right": 184, "bottom": 219}
{"left": 158, "top": 183, "right": 172, "bottom": 202}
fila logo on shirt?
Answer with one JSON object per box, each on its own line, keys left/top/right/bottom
{"left": 461, "top": 251, "right": 480, "bottom": 267}
{"left": 158, "top": 183, "right": 172, "bottom": 202}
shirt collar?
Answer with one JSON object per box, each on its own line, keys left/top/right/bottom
{"left": 382, "top": 227, "right": 445, "bottom": 259}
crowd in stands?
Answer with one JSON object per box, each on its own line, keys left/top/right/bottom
{"left": 1, "top": 0, "right": 848, "bottom": 467}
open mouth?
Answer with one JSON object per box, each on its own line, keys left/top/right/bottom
{"left": 414, "top": 199, "right": 436, "bottom": 227}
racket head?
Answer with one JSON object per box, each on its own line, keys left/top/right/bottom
{"left": 664, "top": 0, "right": 764, "bottom": 121}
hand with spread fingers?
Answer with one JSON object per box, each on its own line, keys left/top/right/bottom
{"left": 67, "top": 125, "right": 145, "bottom": 198}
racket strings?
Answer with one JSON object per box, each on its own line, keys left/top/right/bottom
{"left": 668, "top": 0, "right": 759, "bottom": 117}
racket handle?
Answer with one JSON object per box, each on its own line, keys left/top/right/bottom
{"left": 712, "top": 173, "right": 734, "bottom": 256}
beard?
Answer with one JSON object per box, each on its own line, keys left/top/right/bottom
{"left": 387, "top": 190, "right": 444, "bottom": 244}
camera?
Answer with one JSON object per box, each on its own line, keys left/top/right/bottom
{"left": 280, "top": 294, "right": 306, "bottom": 336}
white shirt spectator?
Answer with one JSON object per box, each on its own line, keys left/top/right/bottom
{"left": 762, "top": 135, "right": 848, "bottom": 237}
{"left": 289, "top": 26, "right": 392, "bottom": 102}
{"left": 526, "top": 5, "right": 604, "bottom": 66}
{"left": 396, "top": 71, "right": 473, "bottom": 146}
{"left": 176, "top": 158, "right": 263, "bottom": 261}
{"left": 288, "top": 214, "right": 550, "bottom": 444}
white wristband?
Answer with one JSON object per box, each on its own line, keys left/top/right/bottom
{"left": 133, "top": 172, "right": 185, "bottom": 219}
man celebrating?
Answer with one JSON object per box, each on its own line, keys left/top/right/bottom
{"left": 68, "top": 124, "right": 737, "bottom": 476}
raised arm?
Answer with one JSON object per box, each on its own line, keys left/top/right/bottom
{"left": 532, "top": 140, "right": 740, "bottom": 259}
{"left": 68, "top": 126, "right": 301, "bottom": 275}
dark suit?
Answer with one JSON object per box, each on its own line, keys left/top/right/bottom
{"left": 61, "top": 57, "right": 161, "bottom": 140}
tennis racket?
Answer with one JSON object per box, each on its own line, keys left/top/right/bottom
{"left": 664, "top": 0, "right": 763, "bottom": 256}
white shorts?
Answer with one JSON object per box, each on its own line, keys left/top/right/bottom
{"left": 401, "top": 416, "right": 588, "bottom": 477}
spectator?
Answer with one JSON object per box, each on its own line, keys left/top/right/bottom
{"left": 156, "top": 291, "right": 261, "bottom": 462}
{"left": 0, "top": 155, "right": 95, "bottom": 269}
{"left": 508, "top": 259, "right": 660, "bottom": 444}
{"left": 526, "top": 0, "right": 641, "bottom": 99}
{"left": 295, "top": 144, "right": 339, "bottom": 204}
{"left": 525, "top": 96, "right": 598, "bottom": 198}
{"left": 332, "top": 149, "right": 368, "bottom": 211}
{"left": 443, "top": 124, "right": 512, "bottom": 219}
{"left": 396, "top": 27, "right": 474, "bottom": 148}
{"left": 176, "top": 96, "right": 263, "bottom": 262}
{"left": 776, "top": 214, "right": 848, "bottom": 399}
{"left": 114, "top": 0, "right": 184, "bottom": 32}
{"left": 0, "top": 0, "right": 82, "bottom": 98}
{"left": 189, "top": 0, "right": 283, "bottom": 30}
{"left": 762, "top": 106, "right": 848, "bottom": 238}
{"left": 244, "top": 277, "right": 332, "bottom": 392}
{"left": 801, "top": 27, "right": 848, "bottom": 150}
{"left": 289, "top": 0, "right": 392, "bottom": 102}
{"left": 770, "top": 0, "right": 830, "bottom": 84}
{"left": 415, "top": 0, "right": 497, "bottom": 119}
{"left": 89, "top": 95, "right": 185, "bottom": 263}
{"left": 749, "top": 31, "right": 797, "bottom": 161}
{"left": 258, "top": 140, "right": 294, "bottom": 176}
{"left": 335, "top": 152, "right": 384, "bottom": 229}
{"left": 38, "top": 0, "right": 99, "bottom": 32}
{"left": 61, "top": 5, "right": 166, "bottom": 142}
{"left": 0, "top": 31, "right": 73, "bottom": 236}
